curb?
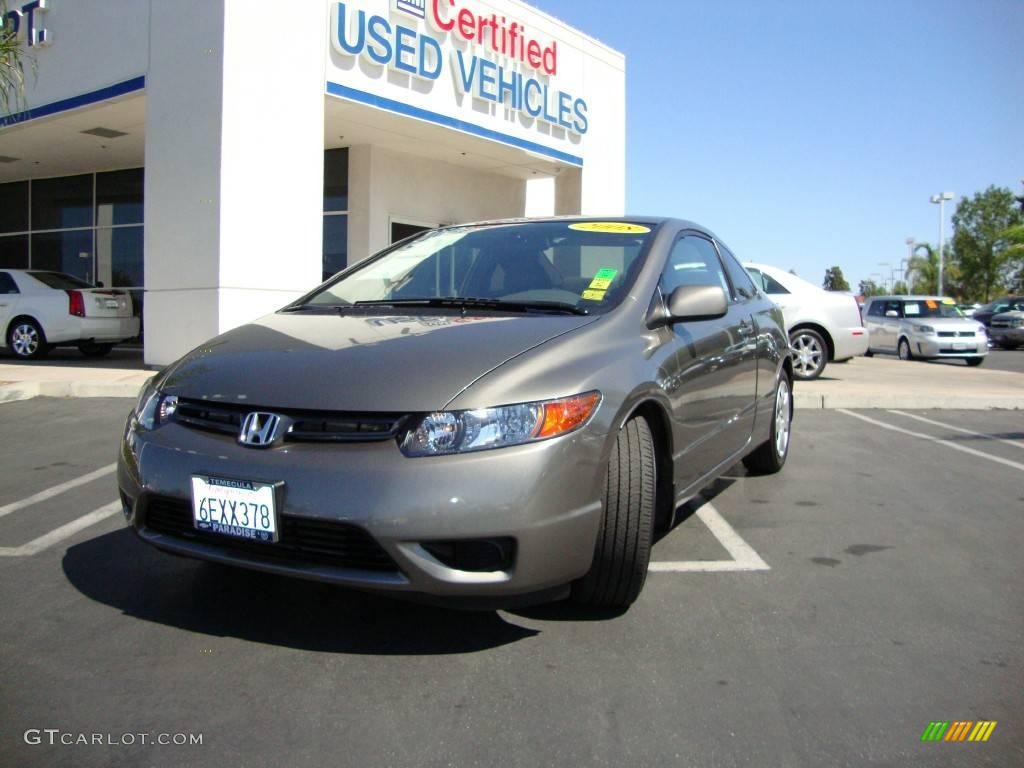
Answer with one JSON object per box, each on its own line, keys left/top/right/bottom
{"left": 0, "top": 379, "right": 151, "bottom": 404}
{"left": 793, "top": 393, "right": 1023, "bottom": 410}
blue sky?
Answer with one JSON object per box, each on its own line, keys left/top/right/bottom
{"left": 535, "top": 0, "right": 1024, "bottom": 292}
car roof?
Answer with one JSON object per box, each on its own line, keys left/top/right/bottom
{"left": 866, "top": 295, "right": 953, "bottom": 301}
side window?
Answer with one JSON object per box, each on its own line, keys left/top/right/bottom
{"left": 716, "top": 243, "right": 756, "bottom": 300}
{"left": 761, "top": 273, "right": 790, "bottom": 294}
{"left": 661, "top": 235, "right": 731, "bottom": 298}
{"left": 0, "top": 272, "right": 18, "bottom": 294}
{"left": 867, "top": 301, "right": 885, "bottom": 317}
{"left": 886, "top": 300, "right": 904, "bottom": 317}
{"left": 745, "top": 267, "right": 766, "bottom": 292}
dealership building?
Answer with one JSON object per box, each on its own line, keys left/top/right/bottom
{"left": 0, "top": 0, "right": 625, "bottom": 364}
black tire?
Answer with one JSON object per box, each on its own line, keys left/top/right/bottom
{"left": 743, "top": 369, "right": 793, "bottom": 476}
{"left": 7, "top": 318, "right": 48, "bottom": 360}
{"left": 789, "top": 328, "right": 827, "bottom": 381}
{"left": 864, "top": 349, "right": 874, "bottom": 358}
{"left": 998, "top": 342, "right": 1020, "bottom": 351}
{"left": 78, "top": 341, "right": 114, "bottom": 358}
{"left": 572, "top": 417, "right": 656, "bottom": 609}
{"left": 965, "top": 357, "right": 984, "bottom": 367}
{"left": 898, "top": 338, "right": 913, "bottom": 361}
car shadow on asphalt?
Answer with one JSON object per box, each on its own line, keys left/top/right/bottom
{"left": 61, "top": 528, "right": 539, "bottom": 654}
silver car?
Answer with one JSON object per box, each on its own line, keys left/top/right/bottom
{"left": 863, "top": 295, "right": 988, "bottom": 366}
{"left": 118, "top": 218, "right": 792, "bottom": 610}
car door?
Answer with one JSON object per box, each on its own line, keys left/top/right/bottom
{"left": 864, "top": 299, "right": 887, "bottom": 350}
{"left": 0, "top": 272, "right": 19, "bottom": 339}
{"left": 659, "top": 233, "right": 758, "bottom": 491}
{"left": 881, "top": 300, "right": 903, "bottom": 350}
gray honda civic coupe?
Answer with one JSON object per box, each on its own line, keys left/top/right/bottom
{"left": 119, "top": 217, "right": 792, "bottom": 609}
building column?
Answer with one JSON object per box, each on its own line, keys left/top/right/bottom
{"left": 143, "top": 0, "right": 327, "bottom": 365}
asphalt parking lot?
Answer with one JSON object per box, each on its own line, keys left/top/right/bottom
{"left": 0, "top": 398, "right": 1021, "bottom": 768}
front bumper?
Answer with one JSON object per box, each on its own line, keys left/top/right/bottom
{"left": 906, "top": 334, "right": 987, "bottom": 359}
{"left": 118, "top": 416, "right": 607, "bottom": 602}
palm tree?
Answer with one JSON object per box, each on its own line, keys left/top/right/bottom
{"left": 1, "top": 1, "right": 31, "bottom": 116}
{"left": 907, "top": 244, "right": 940, "bottom": 295}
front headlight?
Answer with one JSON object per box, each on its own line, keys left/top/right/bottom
{"left": 133, "top": 379, "right": 177, "bottom": 431}
{"left": 399, "top": 391, "right": 601, "bottom": 457}
{"left": 912, "top": 324, "right": 934, "bottom": 334}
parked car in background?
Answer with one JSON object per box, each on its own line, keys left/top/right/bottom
{"left": 119, "top": 217, "right": 793, "bottom": 611}
{"left": 863, "top": 296, "right": 988, "bottom": 366}
{"left": 972, "top": 296, "right": 1024, "bottom": 329}
{"left": 0, "top": 270, "right": 139, "bottom": 360}
{"left": 957, "top": 303, "right": 981, "bottom": 318}
{"left": 988, "top": 308, "right": 1024, "bottom": 350}
{"left": 743, "top": 262, "right": 867, "bottom": 381}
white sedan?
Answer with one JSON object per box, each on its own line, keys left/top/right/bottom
{"left": 0, "top": 270, "right": 140, "bottom": 360}
{"left": 744, "top": 262, "right": 868, "bottom": 380}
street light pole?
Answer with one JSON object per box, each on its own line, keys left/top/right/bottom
{"left": 904, "top": 238, "right": 915, "bottom": 289}
{"left": 878, "top": 262, "right": 891, "bottom": 293}
{"left": 930, "top": 192, "right": 954, "bottom": 295}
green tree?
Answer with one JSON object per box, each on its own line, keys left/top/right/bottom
{"left": 952, "top": 186, "right": 1023, "bottom": 302}
{"left": 891, "top": 280, "right": 908, "bottom": 295}
{"left": 906, "top": 243, "right": 960, "bottom": 296}
{"left": 0, "top": 1, "right": 31, "bottom": 115}
{"left": 822, "top": 266, "right": 850, "bottom": 291}
{"left": 858, "top": 279, "right": 886, "bottom": 297}
{"left": 1000, "top": 223, "right": 1024, "bottom": 293}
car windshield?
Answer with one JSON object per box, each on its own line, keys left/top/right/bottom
{"left": 902, "top": 299, "right": 964, "bottom": 318}
{"left": 298, "top": 221, "right": 655, "bottom": 314}
{"left": 28, "top": 271, "right": 93, "bottom": 290}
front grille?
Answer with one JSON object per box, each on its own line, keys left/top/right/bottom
{"left": 937, "top": 331, "right": 976, "bottom": 338}
{"left": 144, "top": 496, "right": 399, "bottom": 572}
{"left": 172, "top": 398, "right": 409, "bottom": 443}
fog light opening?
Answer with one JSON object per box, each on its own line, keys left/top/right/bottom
{"left": 422, "top": 538, "right": 516, "bottom": 572}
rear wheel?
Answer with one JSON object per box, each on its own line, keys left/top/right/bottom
{"left": 78, "top": 341, "right": 114, "bottom": 358}
{"left": 789, "top": 328, "right": 827, "bottom": 381}
{"left": 743, "top": 370, "right": 793, "bottom": 476}
{"left": 8, "top": 318, "right": 48, "bottom": 360}
{"left": 965, "top": 357, "right": 984, "bottom": 367}
{"left": 898, "top": 338, "right": 913, "bottom": 361}
{"left": 572, "top": 417, "right": 655, "bottom": 609}
{"left": 864, "top": 349, "right": 874, "bottom": 357}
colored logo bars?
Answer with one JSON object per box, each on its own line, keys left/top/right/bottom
{"left": 921, "top": 721, "right": 997, "bottom": 742}
{"left": 396, "top": 0, "right": 426, "bottom": 19}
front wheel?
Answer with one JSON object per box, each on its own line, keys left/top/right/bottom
{"left": 789, "top": 329, "right": 827, "bottom": 381}
{"left": 743, "top": 371, "right": 793, "bottom": 476}
{"left": 898, "top": 338, "right": 913, "bottom": 361}
{"left": 572, "top": 417, "right": 655, "bottom": 610}
{"left": 8, "top": 319, "right": 48, "bottom": 360}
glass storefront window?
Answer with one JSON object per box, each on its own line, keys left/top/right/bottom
{"left": 323, "top": 215, "right": 348, "bottom": 281}
{"left": 30, "top": 229, "right": 95, "bottom": 284}
{"left": 324, "top": 148, "right": 348, "bottom": 212}
{"left": 0, "top": 181, "right": 29, "bottom": 234}
{"left": 31, "top": 174, "right": 94, "bottom": 230}
{"left": 0, "top": 234, "right": 29, "bottom": 268}
{"left": 96, "top": 168, "right": 144, "bottom": 226}
{"left": 96, "top": 225, "right": 144, "bottom": 287}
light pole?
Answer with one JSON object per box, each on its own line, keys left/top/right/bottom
{"left": 930, "top": 192, "right": 954, "bottom": 295}
{"left": 878, "top": 262, "right": 891, "bottom": 293}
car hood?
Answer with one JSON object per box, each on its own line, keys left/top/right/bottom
{"left": 160, "top": 311, "right": 599, "bottom": 411}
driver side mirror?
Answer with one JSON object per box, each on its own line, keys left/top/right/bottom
{"left": 885, "top": 310, "right": 898, "bottom": 318}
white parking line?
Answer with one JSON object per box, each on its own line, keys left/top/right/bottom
{"left": 838, "top": 409, "right": 1024, "bottom": 472}
{"left": 0, "top": 501, "right": 121, "bottom": 557}
{"left": 0, "top": 463, "right": 117, "bottom": 520}
{"left": 886, "top": 410, "right": 1024, "bottom": 452}
{"left": 649, "top": 501, "right": 770, "bottom": 572}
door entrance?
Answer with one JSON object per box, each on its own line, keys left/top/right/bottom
{"left": 390, "top": 220, "right": 433, "bottom": 244}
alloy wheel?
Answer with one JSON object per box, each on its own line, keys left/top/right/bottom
{"left": 11, "top": 323, "right": 40, "bottom": 358}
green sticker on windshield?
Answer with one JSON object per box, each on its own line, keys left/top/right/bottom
{"left": 594, "top": 268, "right": 618, "bottom": 281}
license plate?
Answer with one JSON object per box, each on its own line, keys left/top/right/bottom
{"left": 191, "top": 476, "right": 279, "bottom": 542}
{"left": 105, "top": 299, "right": 119, "bottom": 309}
{"left": 953, "top": 342, "right": 967, "bottom": 350}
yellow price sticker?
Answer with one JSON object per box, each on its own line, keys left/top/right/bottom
{"left": 581, "top": 289, "right": 607, "bottom": 301}
{"left": 942, "top": 298, "right": 956, "bottom": 305}
{"left": 569, "top": 222, "right": 651, "bottom": 234}
{"left": 588, "top": 278, "right": 613, "bottom": 290}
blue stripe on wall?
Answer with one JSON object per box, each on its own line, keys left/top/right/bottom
{"left": 0, "top": 76, "right": 147, "bottom": 128}
{"left": 325, "top": 81, "right": 584, "bottom": 168}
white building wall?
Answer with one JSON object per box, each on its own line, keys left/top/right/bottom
{"left": 10, "top": 0, "right": 149, "bottom": 106}
{"left": 348, "top": 145, "right": 525, "bottom": 262}
{"left": 144, "top": 0, "right": 326, "bottom": 365}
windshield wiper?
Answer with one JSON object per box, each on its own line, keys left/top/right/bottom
{"left": 353, "top": 297, "right": 589, "bottom": 315}
{"left": 280, "top": 303, "right": 354, "bottom": 314}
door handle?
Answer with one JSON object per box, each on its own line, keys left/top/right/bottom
{"left": 738, "top": 320, "right": 754, "bottom": 336}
